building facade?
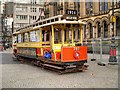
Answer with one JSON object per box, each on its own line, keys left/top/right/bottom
{"left": 0, "top": 1, "right": 2, "bottom": 46}
{"left": 44, "top": 0, "right": 120, "bottom": 42}
{"left": 4, "top": 2, "right": 44, "bottom": 32}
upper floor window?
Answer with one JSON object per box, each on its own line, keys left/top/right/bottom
{"left": 16, "top": 15, "right": 27, "bottom": 20}
{"left": 30, "top": 16, "right": 36, "bottom": 20}
{"left": 86, "top": 0, "right": 93, "bottom": 15}
{"left": 99, "top": 0, "right": 108, "bottom": 11}
{"left": 30, "top": 0, "right": 36, "bottom": 4}
{"left": 30, "top": 8, "right": 37, "bottom": 12}
{"left": 16, "top": 7, "right": 27, "bottom": 12}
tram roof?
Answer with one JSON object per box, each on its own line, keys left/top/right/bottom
{"left": 33, "top": 19, "right": 86, "bottom": 29}
{"left": 15, "top": 15, "right": 86, "bottom": 33}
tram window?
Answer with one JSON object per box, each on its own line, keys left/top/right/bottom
{"left": 36, "top": 30, "right": 40, "bottom": 42}
{"left": 64, "top": 30, "right": 67, "bottom": 42}
{"left": 51, "top": 19, "right": 54, "bottom": 22}
{"left": 24, "top": 32, "right": 29, "bottom": 42}
{"left": 42, "top": 30, "right": 50, "bottom": 42}
{"left": 47, "top": 20, "right": 50, "bottom": 23}
{"left": 61, "top": 17, "right": 63, "bottom": 20}
{"left": 68, "top": 30, "right": 72, "bottom": 42}
{"left": 46, "top": 32, "right": 49, "bottom": 41}
{"left": 74, "top": 30, "right": 75, "bottom": 39}
{"left": 39, "top": 22, "right": 42, "bottom": 25}
{"left": 64, "top": 29, "right": 70, "bottom": 43}
{"left": 30, "top": 31, "right": 37, "bottom": 42}
{"left": 55, "top": 18, "right": 58, "bottom": 21}
{"left": 43, "top": 21, "right": 46, "bottom": 24}
{"left": 18, "top": 34, "right": 22, "bottom": 43}
{"left": 74, "top": 28, "right": 80, "bottom": 42}
{"left": 54, "top": 29, "right": 62, "bottom": 44}
{"left": 36, "top": 23, "right": 39, "bottom": 26}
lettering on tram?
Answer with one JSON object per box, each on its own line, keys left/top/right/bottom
{"left": 12, "top": 11, "right": 88, "bottom": 74}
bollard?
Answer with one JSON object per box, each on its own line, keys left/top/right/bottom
{"left": 97, "top": 38, "right": 118, "bottom": 66}
{"left": 91, "top": 39, "right": 96, "bottom": 61}
{"left": 109, "top": 38, "right": 117, "bottom": 63}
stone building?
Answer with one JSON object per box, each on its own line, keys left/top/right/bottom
{"left": 44, "top": 0, "right": 120, "bottom": 42}
{"left": 0, "top": 1, "right": 2, "bottom": 46}
{"left": 4, "top": 2, "right": 44, "bottom": 32}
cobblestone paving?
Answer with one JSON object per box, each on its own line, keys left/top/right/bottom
{"left": 1, "top": 49, "right": 118, "bottom": 88}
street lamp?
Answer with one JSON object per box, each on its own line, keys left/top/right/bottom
{"left": 111, "top": 0, "right": 115, "bottom": 37}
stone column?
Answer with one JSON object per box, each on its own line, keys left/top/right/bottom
{"left": 86, "top": 25, "right": 89, "bottom": 39}
{"left": 96, "top": 24, "right": 98, "bottom": 38}
{"left": 93, "top": 0, "right": 99, "bottom": 15}
{"left": 80, "top": 1, "right": 85, "bottom": 18}
{"left": 92, "top": 26, "right": 96, "bottom": 38}
{"left": 108, "top": 23, "right": 110, "bottom": 37}
{"left": 101, "top": 25, "right": 104, "bottom": 38}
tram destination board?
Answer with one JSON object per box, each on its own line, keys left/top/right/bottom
{"left": 65, "top": 9, "right": 78, "bottom": 21}
{"left": 66, "top": 9, "right": 77, "bottom": 15}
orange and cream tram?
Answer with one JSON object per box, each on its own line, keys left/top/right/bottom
{"left": 12, "top": 10, "right": 88, "bottom": 74}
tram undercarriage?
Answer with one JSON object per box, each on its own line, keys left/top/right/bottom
{"left": 13, "top": 53, "right": 88, "bottom": 74}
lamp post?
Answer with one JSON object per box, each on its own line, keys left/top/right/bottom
{"left": 112, "top": 0, "right": 114, "bottom": 37}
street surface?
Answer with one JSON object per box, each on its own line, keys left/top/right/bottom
{"left": 0, "top": 48, "right": 118, "bottom": 88}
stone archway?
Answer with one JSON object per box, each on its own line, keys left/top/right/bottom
{"left": 94, "top": 18, "right": 102, "bottom": 38}
{"left": 86, "top": 19, "right": 94, "bottom": 39}
{"left": 88, "top": 22, "right": 93, "bottom": 38}
{"left": 96, "top": 21, "right": 101, "bottom": 38}
{"left": 101, "top": 17, "right": 109, "bottom": 38}
{"left": 103, "top": 20, "right": 108, "bottom": 38}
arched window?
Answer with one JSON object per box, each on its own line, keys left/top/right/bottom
{"left": 97, "top": 22, "right": 101, "bottom": 38}
{"left": 103, "top": 21, "right": 108, "bottom": 38}
{"left": 116, "top": 16, "right": 120, "bottom": 36}
{"left": 88, "top": 23, "right": 93, "bottom": 38}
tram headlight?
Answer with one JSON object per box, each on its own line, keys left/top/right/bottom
{"left": 74, "top": 51, "right": 80, "bottom": 59}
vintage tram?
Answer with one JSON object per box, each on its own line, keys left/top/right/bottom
{"left": 12, "top": 10, "right": 88, "bottom": 74}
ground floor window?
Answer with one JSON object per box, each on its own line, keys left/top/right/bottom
{"left": 103, "top": 21, "right": 108, "bottom": 38}
{"left": 116, "top": 16, "right": 120, "bottom": 36}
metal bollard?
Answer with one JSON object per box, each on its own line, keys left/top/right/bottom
{"left": 109, "top": 38, "right": 117, "bottom": 62}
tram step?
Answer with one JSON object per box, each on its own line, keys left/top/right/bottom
{"left": 42, "top": 64, "right": 63, "bottom": 70}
